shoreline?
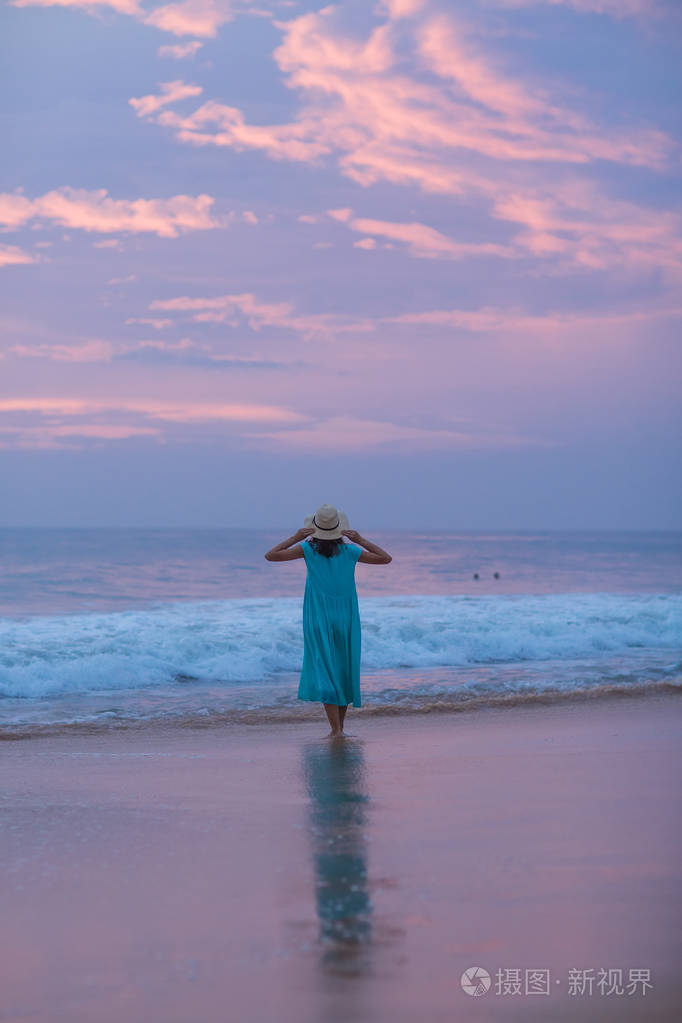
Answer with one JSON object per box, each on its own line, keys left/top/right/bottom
{"left": 2, "top": 679, "right": 680, "bottom": 742}
{"left": 2, "top": 691, "right": 681, "bottom": 1021}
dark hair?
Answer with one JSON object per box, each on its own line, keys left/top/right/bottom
{"left": 309, "top": 536, "right": 344, "bottom": 558}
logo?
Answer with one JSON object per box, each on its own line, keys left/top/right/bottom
{"left": 461, "top": 966, "right": 491, "bottom": 997}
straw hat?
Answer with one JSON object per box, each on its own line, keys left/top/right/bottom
{"left": 304, "top": 503, "right": 349, "bottom": 540}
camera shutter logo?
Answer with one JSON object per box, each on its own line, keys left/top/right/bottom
{"left": 461, "top": 966, "right": 491, "bottom": 997}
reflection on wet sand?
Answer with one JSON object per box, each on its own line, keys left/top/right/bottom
{"left": 300, "top": 738, "right": 373, "bottom": 975}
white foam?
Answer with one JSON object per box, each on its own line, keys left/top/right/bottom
{"left": 0, "top": 592, "right": 680, "bottom": 699}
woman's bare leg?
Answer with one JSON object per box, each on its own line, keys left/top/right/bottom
{"left": 323, "top": 703, "right": 343, "bottom": 736}
{"left": 338, "top": 704, "right": 348, "bottom": 731}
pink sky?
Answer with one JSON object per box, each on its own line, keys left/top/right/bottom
{"left": 1, "top": 0, "right": 681, "bottom": 526}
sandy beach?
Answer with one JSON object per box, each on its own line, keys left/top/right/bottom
{"left": 2, "top": 693, "right": 680, "bottom": 1022}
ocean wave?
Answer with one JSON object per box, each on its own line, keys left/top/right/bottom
{"left": 0, "top": 592, "right": 680, "bottom": 699}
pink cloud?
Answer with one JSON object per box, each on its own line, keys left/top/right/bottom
{"left": 0, "top": 398, "right": 304, "bottom": 421}
{"left": 490, "top": 179, "right": 682, "bottom": 281}
{"left": 244, "top": 415, "right": 551, "bottom": 452}
{"left": 322, "top": 184, "right": 681, "bottom": 278}
{"left": 10, "top": 0, "right": 142, "bottom": 12}
{"left": 417, "top": 13, "right": 552, "bottom": 123}
{"left": 107, "top": 274, "right": 137, "bottom": 285}
{"left": 132, "top": 337, "right": 197, "bottom": 350}
{"left": 0, "top": 186, "right": 229, "bottom": 238}
{"left": 375, "top": 0, "right": 426, "bottom": 17}
{"left": 3, "top": 335, "right": 293, "bottom": 366}
{"left": 8, "top": 341, "right": 113, "bottom": 362}
{"left": 275, "top": 9, "right": 394, "bottom": 75}
{"left": 0, "top": 423, "right": 163, "bottom": 450}
{"left": 129, "top": 80, "right": 203, "bottom": 117}
{"left": 483, "top": 0, "right": 668, "bottom": 19}
{"left": 158, "top": 40, "right": 204, "bottom": 58}
{"left": 124, "top": 317, "right": 173, "bottom": 329}
{"left": 149, "top": 98, "right": 330, "bottom": 163}
{"left": 327, "top": 208, "right": 353, "bottom": 222}
{"left": 0, "top": 193, "right": 35, "bottom": 230}
{"left": 10, "top": 0, "right": 238, "bottom": 37}
{"left": 337, "top": 215, "right": 515, "bottom": 260}
{"left": 0, "top": 397, "right": 307, "bottom": 449}
{"left": 385, "top": 302, "right": 682, "bottom": 334}
{"left": 147, "top": 6, "right": 675, "bottom": 180}
{"left": 133, "top": 4, "right": 679, "bottom": 279}
{"left": 0, "top": 244, "right": 39, "bottom": 267}
{"left": 139, "top": 400, "right": 304, "bottom": 423}
{"left": 143, "top": 0, "right": 237, "bottom": 37}
{"left": 148, "top": 290, "right": 375, "bottom": 339}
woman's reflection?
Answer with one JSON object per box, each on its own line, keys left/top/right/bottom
{"left": 300, "top": 737, "right": 372, "bottom": 972}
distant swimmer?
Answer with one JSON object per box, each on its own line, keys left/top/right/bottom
{"left": 493, "top": 572, "right": 500, "bottom": 579}
{"left": 473, "top": 572, "right": 479, "bottom": 580}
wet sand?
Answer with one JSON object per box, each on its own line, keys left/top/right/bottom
{"left": 1, "top": 693, "right": 680, "bottom": 1022}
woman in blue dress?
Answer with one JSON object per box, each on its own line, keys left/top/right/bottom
{"left": 265, "top": 504, "right": 392, "bottom": 738}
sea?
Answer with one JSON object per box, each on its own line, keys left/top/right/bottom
{"left": 1, "top": 528, "right": 680, "bottom": 737}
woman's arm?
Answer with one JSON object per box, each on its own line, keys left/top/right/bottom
{"left": 342, "top": 529, "right": 392, "bottom": 565}
{"left": 264, "top": 527, "right": 314, "bottom": 562}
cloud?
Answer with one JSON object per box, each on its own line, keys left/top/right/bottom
{"left": 10, "top": 0, "right": 240, "bottom": 38}
{"left": 107, "top": 274, "right": 137, "bottom": 285}
{"left": 0, "top": 396, "right": 302, "bottom": 423}
{"left": 124, "top": 317, "right": 173, "bottom": 329}
{"left": 143, "top": 0, "right": 237, "bottom": 38}
{"left": 113, "top": 341, "right": 303, "bottom": 370}
{"left": 325, "top": 186, "right": 682, "bottom": 276}
{"left": 0, "top": 397, "right": 307, "bottom": 448}
{"left": 143, "top": 8, "right": 676, "bottom": 182}
{"left": 322, "top": 183, "right": 682, "bottom": 279}
{"left": 332, "top": 212, "right": 515, "bottom": 260}
{"left": 489, "top": 179, "right": 682, "bottom": 281}
{"left": 0, "top": 243, "right": 39, "bottom": 267}
{"left": 327, "top": 208, "right": 353, "bottom": 223}
{"left": 4, "top": 334, "right": 306, "bottom": 370}
{"left": 148, "top": 290, "right": 375, "bottom": 340}
{"left": 375, "top": 0, "right": 426, "bottom": 17}
{"left": 482, "top": 0, "right": 672, "bottom": 19}
{"left": 9, "top": 0, "right": 143, "bottom": 12}
{"left": 129, "top": 80, "right": 203, "bottom": 118}
{"left": 8, "top": 341, "right": 114, "bottom": 362}
{"left": 158, "top": 40, "right": 204, "bottom": 59}
{"left": 0, "top": 186, "right": 230, "bottom": 238}
{"left": 244, "top": 414, "right": 552, "bottom": 452}
{"left": 385, "top": 301, "right": 682, "bottom": 334}
{"left": 146, "top": 95, "right": 330, "bottom": 163}
{"left": 0, "top": 401, "right": 551, "bottom": 453}
{"left": 0, "top": 423, "right": 164, "bottom": 450}
{"left": 133, "top": 5, "right": 680, "bottom": 278}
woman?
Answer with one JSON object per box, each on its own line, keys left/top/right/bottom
{"left": 264, "top": 504, "right": 392, "bottom": 738}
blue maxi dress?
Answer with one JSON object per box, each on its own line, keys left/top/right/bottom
{"left": 298, "top": 540, "right": 363, "bottom": 707}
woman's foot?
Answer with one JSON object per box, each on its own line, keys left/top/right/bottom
{"left": 327, "top": 728, "right": 344, "bottom": 738}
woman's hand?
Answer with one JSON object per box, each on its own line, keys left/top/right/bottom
{"left": 342, "top": 529, "right": 362, "bottom": 543}
{"left": 295, "top": 526, "right": 315, "bottom": 540}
